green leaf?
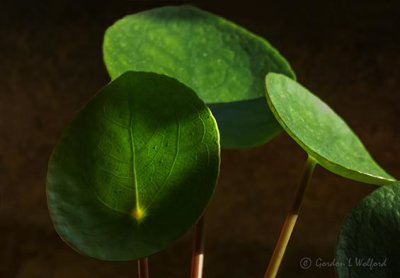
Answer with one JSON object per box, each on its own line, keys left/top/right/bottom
{"left": 103, "top": 5, "right": 295, "bottom": 148}
{"left": 336, "top": 182, "right": 400, "bottom": 277}
{"left": 265, "top": 73, "right": 394, "bottom": 185}
{"left": 47, "top": 71, "right": 220, "bottom": 261}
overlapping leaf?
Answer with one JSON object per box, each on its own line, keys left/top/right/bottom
{"left": 47, "top": 71, "right": 220, "bottom": 260}
{"left": 103, "top": 5, "right": 295, "bottom": 148}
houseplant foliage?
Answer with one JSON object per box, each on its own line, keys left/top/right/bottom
{"left": 47, "top": 71, "right": 220, "bottom": 260}
{"left": 103, "top": 5, "right": 295, "bottom": 148}
{"left": 45, "top": 3, "right": 398, "bottom": 277}
{"left": 102, "top": 6, "right": 297, "bottom": 277}
{"left": 336, "top": 181, "right": 400, "bottom": 278}
{"left": 265, "top": 73, "right": 393, "bottom": 185}
{"left": 263, "top": 73, "right": 394, "bottom": 277}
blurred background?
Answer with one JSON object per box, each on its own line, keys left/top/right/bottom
{"left": 1, "top": 0, "right": 399, "bottom": 277}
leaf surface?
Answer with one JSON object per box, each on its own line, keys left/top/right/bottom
{"left": 103, "top": 5, "right": 295, "bottom": 148}
{"left": 265, "top": 73, "right": 394, "bottom": 185}
{"left": 47, "top": 71, "right": 220, "bottom": 260}
{"left": 336, "top": 182, "right": 400, "bottom": 277}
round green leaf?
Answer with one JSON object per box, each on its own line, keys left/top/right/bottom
{"left": 336, "top": 182, "right": 400, "bottom": 277}
{"left": 103, "top": 5, "right": 296, "bottom": 148}
{"left": 265, "top": 73, "right": 394, "bottom": 185}
{"left": 47, "top": 71, "right": 220, "bottom": 261}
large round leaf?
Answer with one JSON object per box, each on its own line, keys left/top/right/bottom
{"left": 103, "top": 5, "right": 295, "bottom": 148}
{"left": 336, "top": 182, "right": 400, "bottom": 277}
{"left": 265, "top": 73, "right": 394, "bottom": 185}
{"left": 47, "top": 71, "right": 220, "bottom": 260}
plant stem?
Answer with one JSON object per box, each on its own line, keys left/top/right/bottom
{"left": 190, "top": 214, "right": 205, "bottom": 278}
{"left": 264, "top": 156, "right": 317, "bottom": 278}
{"left": 138, "top": 258, "right": 149, "bottom": 278}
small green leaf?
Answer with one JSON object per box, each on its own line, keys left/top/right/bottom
{"left": 103, "top": 5, "right": 295, "bottom": 148}
{"left": 265, "top": 73, "right": 394, "bottom": 185}
{"left": 47, "top": 71, "right": 220, "bottom": 261}
{"left": 336, "top": 182, "right": 400, "bottom": 277}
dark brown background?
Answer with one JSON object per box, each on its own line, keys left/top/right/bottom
{"left": 1, "top": 0, "right": 399, "bottom": 277}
